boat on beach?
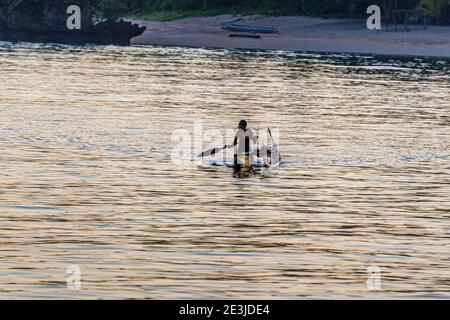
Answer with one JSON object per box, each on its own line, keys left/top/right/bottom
{"left": 222, "top": 23, "right": 278, "bottom": 34}
{"left": 229, "top": 33, "right": 261, "bottom": 39}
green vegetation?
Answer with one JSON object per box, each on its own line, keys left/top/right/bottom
{"left": 1, "top": 0, "right": 450, "bottom": 24}
{"left": 120, "top": 0, "right": 450, "bottom": 24}
{"left": 135, "top": 10, "right": 226, "bottom": 21}
{"left": 117, "top": 1, "right": 390, "bottom": 20}
{"left": 104, "top": 0, "right": 450, "bottom": 25}
{"left": 129, "top": 1, "right": 307, "bottom": 20}
{"left": 421, "top": 0, "right": 450, "bottom": 22}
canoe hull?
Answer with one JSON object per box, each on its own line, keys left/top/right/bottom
{"left": 222, "top": 23, "right": 278, "bottom": 34}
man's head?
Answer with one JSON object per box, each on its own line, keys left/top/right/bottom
{"left": 238, "top": 120, "right": 247, "bottom": 130}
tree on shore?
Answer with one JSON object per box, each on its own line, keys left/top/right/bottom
{"left": 420, "top": 0, "right": 450, "bottom": 23}
{"left": 1, "top": 0, "right": 449, "bottom": 25}
{"left": 1, "top": 1, "right": 95, "bottom": 28}
{"left": 106, "top": 0, "right": 450, "bottom": 23}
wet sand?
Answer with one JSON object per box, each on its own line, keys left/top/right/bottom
{"left": 130, "top": 15, "right": 450, "bottom": 58}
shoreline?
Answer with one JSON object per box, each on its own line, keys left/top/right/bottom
{"left": 130, "top": 15, "right": 450, "bottom": 58}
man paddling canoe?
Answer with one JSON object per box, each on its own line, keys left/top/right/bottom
{"left": 228, "top": 120, "right": 258, "bottom": 169}
{"left": 198, "top": 120, "right": 257, "bottom": 168}
{"left": 198, "top": 121, "right": 279, "bottom": 170}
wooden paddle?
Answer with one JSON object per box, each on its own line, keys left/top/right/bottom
{"left": 197, "top": 146, "right": 227, "bottom": 158}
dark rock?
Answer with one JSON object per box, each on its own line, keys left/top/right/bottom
{"left": 0, "top": 18, "right": 146, "bottom": 46}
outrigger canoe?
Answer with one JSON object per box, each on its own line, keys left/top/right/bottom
{"left": 211, "top": 160, "right": 279, "bottom": 176}
{"left": 222, "top": 23, "right": 278, "bottom": 34}
{"left": 212, "top": 146, "right": 281, "bottom": 175}
{"left": 198, "top": 128, "right": 280, "bottom": 175}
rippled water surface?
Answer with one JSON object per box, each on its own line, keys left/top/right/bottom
{"left": 0, "top": 42, "right": 449, "bottom": 299}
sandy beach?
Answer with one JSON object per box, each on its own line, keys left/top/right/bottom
{"left": 131, "top": 15, "right": 450, "bottom": 58}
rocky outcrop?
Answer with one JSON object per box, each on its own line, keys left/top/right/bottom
{"left": 0, "top": 18, "right": 146, "bottom": 46}
{"left": 0, "top": 0, "right": 146, "bottom": 46}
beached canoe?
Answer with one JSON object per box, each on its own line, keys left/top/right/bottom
{"left": 222, "top": 23, "right": 278, "bottom": 34}
{"left": 229, "top": 33, "right": 261, "bottom": 39}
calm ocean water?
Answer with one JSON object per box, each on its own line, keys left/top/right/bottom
{"left": 0, "top": 42, "right": 449, "bottom": 299}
